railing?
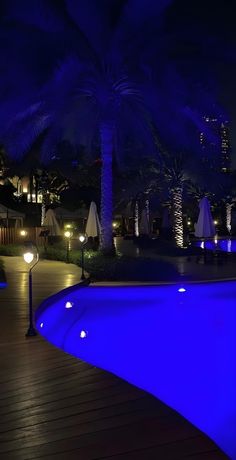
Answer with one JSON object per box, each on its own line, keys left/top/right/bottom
{"left": 0, "top": 227, "right": 48, "bottom": 246}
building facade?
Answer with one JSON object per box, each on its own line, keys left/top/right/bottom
{"left": 200, "top": 116, "right": 231, "bottom": 172}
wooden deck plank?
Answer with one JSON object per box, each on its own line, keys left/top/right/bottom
{"left": 0, "top": 257, "right": 228, "bottom": 459}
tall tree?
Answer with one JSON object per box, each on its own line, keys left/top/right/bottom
{"left": 163, "top": 152, "right": 187, "bottom": 247}
{"left": 0, "top": 0, "right": 231, "bottom": 251}
{"left": 0, "top": 0, "right": 174, "bottom": 252}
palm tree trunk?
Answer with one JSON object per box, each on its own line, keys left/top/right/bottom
{"left": 171, "top": 186, "right": 184, "bottom": 247}
{"left": 41, "top": 191, "right": 47, "bottom": 226}
{"left": 29, "top": 171, "right": 34, "bottom": 203}
{"left": 145, "top": 197, "right": 150, "bottom": 235}
{"left": 226, "top": 202, "right": 233, "bottom": 234}
{"left": 134, "top": 200, "right": 139, "bottom": 237}
{"left": 100, "top": 123, "right": 113, "bottom": 253}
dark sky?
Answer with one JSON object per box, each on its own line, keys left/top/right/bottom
{"left": 167, "top": 0, "right": 236, "bottom": 164}
{"left": 0, "top": 0, "right": 235, "bottom": 165}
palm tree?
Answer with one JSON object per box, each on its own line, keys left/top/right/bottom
{"left": 33, "top": 169, "right": 69, "bottom": 225}
{"left": 189, "top": 159, "right": 236, "bottom": 235}
{"left": 212, "top": 171, "right": 236, "bottom": 234}
{"left": 0, "top": 1, "right": 174, "bottom": 253}
{"left": 114, "top": 156, "right": 161, "bottom": 237}
{"left": 163, "top": 152, "right": 189, "bottom": 247}
{"left": 0, "top": 1, "right": 229, "bottom": 252}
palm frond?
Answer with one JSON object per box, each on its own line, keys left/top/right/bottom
{"left": 4, "top": 112, "right": 51, "bottom": 160}
{"left": 3, "top": 0, "right": 66, "bottom": 32}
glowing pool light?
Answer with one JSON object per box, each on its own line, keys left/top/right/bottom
{"left": 36, "top": 283, "right": 236, "bottom": 459}
{"left": 178, "top": 287, "right": 186, "bottom": 292}
{"left": 65, "top": 301, "right": 73, "bottom": 309}
{"left": 40, "top": 322, "right": 43, "bottom": 328}
{"left": 80, "top": 330, "right": 87, "bottom": 339}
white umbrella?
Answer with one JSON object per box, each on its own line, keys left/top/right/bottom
{"left": 194, "top": 197, "right": 215, "bottom": 238}
{"left": 43, "top": 209, "right": 61, "bottom": 236}
{"left": 85, "top": 202, "right": 101, "bottom": 238}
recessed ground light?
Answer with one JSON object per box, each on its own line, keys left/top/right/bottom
{"left": 80, "top": 330, "right": 88, "bottom": 339}
{"left": 65, "top": 301, "right": 73, "bottom": 309}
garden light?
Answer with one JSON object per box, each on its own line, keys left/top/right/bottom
{"left": 79, "top": 234, "right": 86, "bottom": 243}
{"left": 64, "top": 230, "right": 73, "bottom": 263}
{"left": 79, "top": 233, "right": 88, "bottom": 280}
{"left": 64, "top": 230, "right": 72, "bottom": 239}
{"left": 23, "top": 243, "right": 39, "bottom": 337}
{"left": 23, "top": 252, "right": 34, "bottom": 264}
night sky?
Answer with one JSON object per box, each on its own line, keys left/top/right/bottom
{"left": 168, "top": 0, "right": 236, "bottom": 164}
{"left": 0, "top": 0, "right": 235, "bottom": 165}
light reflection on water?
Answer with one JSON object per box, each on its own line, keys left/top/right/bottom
{"left": 196, "top": 238, "right": 236, "bottom": 253}
{"left": 36, "top": 283, "right": 236, "bottom": 459}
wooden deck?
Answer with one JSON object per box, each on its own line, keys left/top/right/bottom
{"left": 0, "top": 256, "right": 228, "bottom": 459}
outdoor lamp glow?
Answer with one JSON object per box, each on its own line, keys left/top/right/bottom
{"left": 64, "top": 230, "right": 72, "bottom": 238}
{"left": 79, "top": 234, "right": 86, "bottom": 243}
{"left": 20, "top": 229, "right": 27, "bottom": 237}
{"left": 23, "top": 252, "right": 34, "bottom": 264}
{"left": 214, "top": 220, "right": 218, "bottom": 225}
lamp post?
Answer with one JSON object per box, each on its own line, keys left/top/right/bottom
{"left": 79, "top": 233, "right": 88, "bottom": 280}
{"left": 23, "top": 244, "right": 39, "bottom": 337}
{"left": 64, "top": 230, "right": 73, "bottom": 263}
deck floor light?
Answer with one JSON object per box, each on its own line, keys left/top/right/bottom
{"left": 23, "top": 243, "right": 39, "bottom": 337}
{"left": 79, "top": 233, "right": 88, "bottom": 280}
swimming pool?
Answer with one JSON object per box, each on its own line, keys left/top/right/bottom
{"left": 195, "top": 238, "right": 236, "bottom": 253}
{"left": 36, "top": 282, "right": 236, "bottom": 459}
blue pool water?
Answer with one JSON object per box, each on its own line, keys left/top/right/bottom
{"left": 195, "top": 238, "right": 236, "bottom": 252}
{"left": 36, "top": 282, "right": 236, "bottom": 459}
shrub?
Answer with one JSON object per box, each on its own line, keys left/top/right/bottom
{"left": 0, "top": 243, "right": 181, "bottom": 282}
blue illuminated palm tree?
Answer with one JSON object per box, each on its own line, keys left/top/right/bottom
{"left": 0, "top": 0, "right": 174, "bottom": 252}
{"left": 0, "top": 0, "right": 231, "bottom": 252}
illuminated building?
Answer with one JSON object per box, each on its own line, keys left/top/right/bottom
{"left": 200, "top": 116, "right": 231, "bottom": 172}
{"left": 220, "top": 122, "right": 231, "bottom": 172}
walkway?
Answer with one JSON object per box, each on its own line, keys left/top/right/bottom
{"left": 114, "top": 236, "right": 236, "bottom": 282}
{"left": 0, "top": 256, "right": 228, "bottom": 459}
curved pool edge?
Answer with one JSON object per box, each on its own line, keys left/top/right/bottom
{"left": 35, "top": 279, "right": 233, "bottom": 459}
{"left": 91, "top": 276, "right": 236, "bottom": 285}
{"left": 35, "top": 277, "right": 91, "bottom": 321}
{"left": 35, "top": 276, "right": 236, "bottom": 323}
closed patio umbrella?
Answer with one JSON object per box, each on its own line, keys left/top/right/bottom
{"left": 194, "top": 197, "right": 215, "bottom": 238}
{"left": 43, "top": 209, "right": 61, "bottom": 236}
{"left": 85, "top": 202, "right": 101, "bottom": 238}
